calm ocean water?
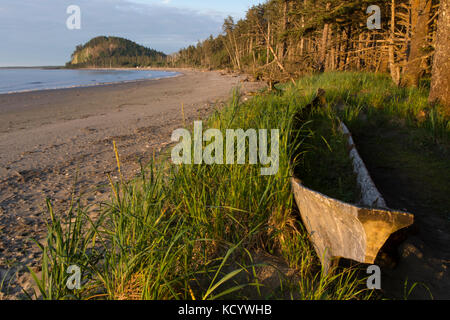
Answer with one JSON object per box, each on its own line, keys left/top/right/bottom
{"left": 0, "top": 68, "right": 180, "bottom": 94}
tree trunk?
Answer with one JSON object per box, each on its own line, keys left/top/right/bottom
{"left": 267, "top": 22, "right": 271, "bottom": 65}
{"left": 300, "top": 15, "right": 305, "bottom": 55}
{"left": 281, "top": 0, "right": 289, "bottom": 61}
{"left": 318, "top": 23, "right": 330, "bottom": 72}
{"left": 357, "top": 27, "right": 364, "bottom": 70}
{"left": 401, "top": 0, "right": 432, "bottom": 87}
{"left": 318, "top": 2, "right": 331, "bottom": 72}
{"left": 389, "top": 0, "right": 401, "bottom": 85}
{"left": 429, "top": 0, "right": 450, "bottom": 115}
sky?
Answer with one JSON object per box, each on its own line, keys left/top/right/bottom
{"left": 0, "top": 0, "right": 264, "bottom": 67}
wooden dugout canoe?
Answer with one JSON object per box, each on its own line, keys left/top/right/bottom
{"left": 292, "top": 122, "right": 414, "bottom": 271}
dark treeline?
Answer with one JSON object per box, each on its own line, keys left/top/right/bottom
{"left": 169, "top": 0, "right": 449, "bottom": 112}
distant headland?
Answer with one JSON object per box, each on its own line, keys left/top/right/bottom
{"left": 66, "top": 36, "right": 167, "bottom": 69}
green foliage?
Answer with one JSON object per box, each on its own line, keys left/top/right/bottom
{"left": 28, "top": 200, "right": 100, "bottom": 300}
{"left": 171, "top": 0, "right": 391, "bottom": 75}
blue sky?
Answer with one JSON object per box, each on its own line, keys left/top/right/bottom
{"left": 0, "top": 0, "right": 264, "bottom": 67}
{"left": 130, "top": 0, "right": 262, "bottom": 17}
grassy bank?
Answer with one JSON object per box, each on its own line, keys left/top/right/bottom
{"left": 28, "top": 72, "right": 449, "bottom": 300}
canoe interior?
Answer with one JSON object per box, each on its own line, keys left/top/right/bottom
{"left": 292, "top": 121, "right": 414, "bottom": 270}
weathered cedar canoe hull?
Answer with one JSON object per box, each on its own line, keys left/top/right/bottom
{"left": 291, "top": 122, "right": 414, "bottom": 270}
{"left": 292, "top": 179, "right": 414, "bottom": 269}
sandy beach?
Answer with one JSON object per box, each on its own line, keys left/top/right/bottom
{"left": 0, "top": 69, "right": 262, "bottom": 298}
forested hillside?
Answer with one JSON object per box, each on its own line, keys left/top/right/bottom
{"left": 67, "top": 36, "right": 166, "bottom": 68}
{"left": 168, "top": 0, "right": 449, "bottom": 114}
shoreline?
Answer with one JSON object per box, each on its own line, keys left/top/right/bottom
{"left": 0, "top": 68, "right": 184, "bottom": 96}
{"left": 0, "top": 69, "right": 263, "bottom": 298}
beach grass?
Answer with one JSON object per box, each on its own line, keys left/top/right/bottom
{"left": 28, "top": 71, "right": 449, "bottom": 300}
{"left": 292, "top": 107, "right": 360, "bottom": 204}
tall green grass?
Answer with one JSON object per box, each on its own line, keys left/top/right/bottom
{"left": 292, "top": 72, "right": 449, "bottom": 143}
{"left": 28, "top": 71, "right": 442, "bottom": 300}
{"left": 293, "top": 106, "right": 359, "bottom": 204}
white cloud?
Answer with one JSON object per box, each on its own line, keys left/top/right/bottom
{"left": 0, "top": 0, "right": 224, "bottom": 66}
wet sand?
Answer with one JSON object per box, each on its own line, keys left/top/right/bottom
{"left": 0, "top": 69, "right": 262, "bottom": 298}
